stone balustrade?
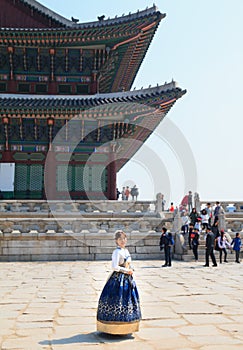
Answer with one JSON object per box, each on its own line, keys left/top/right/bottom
{"left": 0, "top": 200, "right": 156, "bottom": 216}
{"left": 200, "top": 201, "right": 243, "bottom": 212}
{"left": 1, "top": 198, "right": 243, "bottom": 262}
{"left": 0, "top": 216, "right": 173, "bottom": 262}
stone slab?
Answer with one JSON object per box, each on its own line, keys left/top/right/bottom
{"left": 0, "top": 260, "right": 242, "bottom": 350}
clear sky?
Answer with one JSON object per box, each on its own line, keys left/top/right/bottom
{"left": 41, "top": 0, "right": 243, "bottom": 206}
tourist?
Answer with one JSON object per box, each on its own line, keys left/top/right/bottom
{"left": 160, "top": 227, "right": 174, "bottom": 267}
{"left": 169, "top": 202, "right": 174, "bottom": 212}
{"left": 212, "top": 218, "right": 220, "bottom": 238}
{"left": 217, "top": 230, "right": 231, "bottom": 263}
{"left": 204, "top": 227, "right": 217, "bottom": 267}
{"left": 97, "top": 230, "right": 141, "bottom": 334}
{"left": 231, "top": 232, "right": 242, "bottom": 263}
{"left": 121, "top": 187, "right": 126, "bottom": 200}
{"left": 181, "top": 211, "right": 190, "bottom": 249}
{"left": 125, "top": 186, "right": 130, "bottom": 200}
{"left": 192, "top": 227, "right": 200, "bottom": 261}
{"left": 179, "top": 194, "right": 188, "bottom": 212}
{"left": 188, "top": 190, "right": 193, "bottom": 213}
{"left": 194, "top": 217, "right": 202, "bottom": 234}
{"left": 205, "top": 202, "right": 213, "bottom": 226}
{"left": 200, "top": 208, "right": 209, "bottom": 231}
{"left": 189, "top": 208, "right": 199, "bottom": 226}
{"left": 188, "top": 223, "right": 194, "bottom": 249}
{"left": 116, "top": 188, "right": 121, "bottom": 200}
{"left": 181, "top": 211, "right": 190, "bottom": 235}
{"left": 213, "top": 201, "right": 221, "bottom": 225}
{"left": 131, "top": 185, "right": 139, "bottom": 201}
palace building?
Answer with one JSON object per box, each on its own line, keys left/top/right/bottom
{"left": 0, "top": 0, "right": 186, "bottom": 200}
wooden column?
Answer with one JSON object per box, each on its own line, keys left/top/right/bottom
{"left": 44, "top": 150, "right": 56, "bottom": 200}
{"left": 7, "top": 47, "right": 15, "bottom": 92}
{"left": 107, "top": 142, "right": 117, "bottom": 200}
{"left": 49, "top": 48, "right": 56, "bottom": 94}
{"left": 44, "top": 117, "right": 56, "bottom": 199}
{"left": 91, "top": 71, "right": 98, "bottom": 94}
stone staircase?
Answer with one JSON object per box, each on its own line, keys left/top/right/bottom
{"left": 180, "top": 233, "right": 240, "bottom": 263}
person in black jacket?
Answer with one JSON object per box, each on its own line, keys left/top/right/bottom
{"left": 189, "top": 208, "right": 199, "bottom": 226}
{"left": 204, "top": 227, "right": 217, "bottom": 267}
{"left": 160, "top": 227, "right": 173, "bottom": 267}
{"left": 192, "top": 228, "right": 200, "bottom": 261}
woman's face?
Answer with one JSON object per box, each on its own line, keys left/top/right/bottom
{"left": 116, "top": 234, "right": 127, "bottom": 248}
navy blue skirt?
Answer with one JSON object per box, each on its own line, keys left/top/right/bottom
{"left": 97, "top": 271, "right": 141, "bottom": 334}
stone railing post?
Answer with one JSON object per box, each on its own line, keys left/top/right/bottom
{"left": 218, "top": 208, "right": 226, "bottom": 231}
{"left": 0, "top": 202, "right": 7, "bottom": 212}
{"left": 171, "top": 210, "right": 184, "bottom": 255}
{"left": 155, "top": 193, "right": 162, "bottom": 213}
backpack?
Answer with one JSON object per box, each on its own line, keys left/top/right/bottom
{"left": 169, "top": 236, "right": 174, "bottom": 246}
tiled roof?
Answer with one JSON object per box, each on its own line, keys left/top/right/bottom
{"left": 6, "top": 2, "right": 164, "bottom": 30}
{"left": 0, "top": 82, "right": 185, "bottom": 110}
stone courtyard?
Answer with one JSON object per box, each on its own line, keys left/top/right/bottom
{"left": 0, "top": 259, "right": 243, "bottom": 350}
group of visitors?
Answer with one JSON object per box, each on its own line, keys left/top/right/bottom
{"left": 203, "top": 228, "right": 241, "bottom": 266}
{"left": 117, "top": 185, "right": 139, "bottom": 201}
{"left": 159, "top": 225, "right": 241, "bottom": 268}
{"left": 158, "top": 200, "right": 242, "bottom": 267}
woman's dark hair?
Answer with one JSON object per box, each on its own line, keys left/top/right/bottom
{"left": 115, "top": 230, "right": 126, "bottom": 240}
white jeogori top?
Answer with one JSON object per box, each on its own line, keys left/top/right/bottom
{"left": 112, "top": 247, "right": 132, "bottom": 273}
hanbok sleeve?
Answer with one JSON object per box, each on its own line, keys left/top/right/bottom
{"left": 112, "top": 248, "right": 129, "bottom": 273}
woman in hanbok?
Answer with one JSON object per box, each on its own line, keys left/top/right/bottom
{"left": 97, "top": 230, "right": 141, "bottom": 335}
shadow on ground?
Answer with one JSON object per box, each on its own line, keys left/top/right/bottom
{"left": 39, "top": 332, "right": 134, "bottom": 345}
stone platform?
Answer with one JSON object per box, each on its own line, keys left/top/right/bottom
{"left": 0, "top": 260, "right": 242, "bottom": 350}
{"left": 0, "top": 200, "right": 172, "bottom": 261}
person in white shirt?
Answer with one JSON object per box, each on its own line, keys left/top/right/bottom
{"left": 200, "top": 209, "right": 209, "bottom": 231}
{"left": 217, "top": 230, "right": 231, "bottom": 263}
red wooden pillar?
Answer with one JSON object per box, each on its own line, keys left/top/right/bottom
{"left": 44, "top": 150, "right": 56, "bottom": 199}
{"left": 44, "top": 117, "right": 56, "bottom": 199}
{"left": 1, "top": 151, "right": 13, "bottom": 162}
{"left": 49, "top": 48, "right": 56, "bottom": 94}
{"left": 91, "top": 71, "right": 98, "bottom": 94}
{"left": 107, "top": 143, "right": 117, "bottom": 200}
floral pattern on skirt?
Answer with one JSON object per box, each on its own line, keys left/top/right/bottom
{"left": 97, "top": 271, "right": 141, "bottom": 324}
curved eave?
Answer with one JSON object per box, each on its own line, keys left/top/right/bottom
{"left": 115, "top": 98, "right": 180, "bottom": 172}
{"left": 0, "top": 82, "right": 186, "bottom": 118}
{"left": 0, "top": 11, "right": 164, "bottom": 47}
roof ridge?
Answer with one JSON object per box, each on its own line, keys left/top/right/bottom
{"left": 20, "top": 0, "right": 72, "bottom": 26}
{"left": 18, "top": 1, "right": 164, "bottom": 29}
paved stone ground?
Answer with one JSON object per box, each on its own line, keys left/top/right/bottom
{"left": 0, "top": 259, "right": 243, "bottom": 350}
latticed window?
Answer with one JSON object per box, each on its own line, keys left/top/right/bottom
{"left": 15, "top": 164, "right": 28, "bottom": 191}
{"left": 14, "top": 164, "right": 43, "bottom": 197}
{"left": 56, "top": 164, "right": 107, "bottom": 192}
{"left": 91, "top": 165, "right": 107, "bottom": 192}
{"left": 56, "top": 165, "right": 72, "bottom": 191}
{"left": 74, "top": 165, "right": 85, "bottom": 191}
{"left": 29, "top": 165, "right": 43, "bottom": 191}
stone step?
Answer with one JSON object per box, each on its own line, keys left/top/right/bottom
{"left": 182, "top": 250, "right": 237, "bottom": 262}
